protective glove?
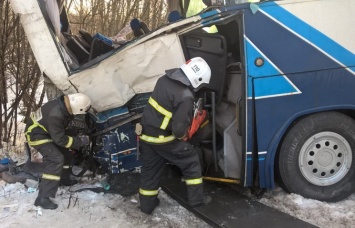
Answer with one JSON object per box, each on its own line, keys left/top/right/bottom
{"left": 78, "top": 135, "right": 90, "bottom": 146}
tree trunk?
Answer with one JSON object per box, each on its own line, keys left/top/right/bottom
{"left": 167, "top": 0, "right": 181, "bottom": 13}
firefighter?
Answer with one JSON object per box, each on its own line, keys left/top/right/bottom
{"left": 138, "top": 57, "right": 212, "bottom": 215}
{"left": 24, "top": 93, "right": 91, "bottom": 210}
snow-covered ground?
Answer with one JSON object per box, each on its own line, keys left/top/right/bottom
{"left": 0, "top": 175, "right": 210, "bottom": 228}
{"left": 261, "top": 187, "right": 355, "bottom": 228}
{"left": 0, "top": 167, "right": 354, "bottom": 228}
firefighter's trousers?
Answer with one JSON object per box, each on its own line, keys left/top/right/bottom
{"left": 31, "top": 143, "right": 73, "bottom": 198}
{"left": 139, "top": 139, "right": 205, "bottom": 214}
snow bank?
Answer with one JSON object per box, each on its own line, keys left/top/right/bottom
{"left": 259, "top": 187, "right": 355, "bottom": 228}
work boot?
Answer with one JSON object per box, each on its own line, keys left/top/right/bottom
{"left": 190, "top": 195, "right": 212, "bottom": 208}
{"left": 34, "top": 197, "right": 58, "bottom": 210}
{"left": 60, "top": 168, "right": 77, "bottom": 186}
{"left": 140, "top": 198, "right": 160, "bottom": 215}
{"left": 60, "top": 179, "right": 78, "bottom": 186}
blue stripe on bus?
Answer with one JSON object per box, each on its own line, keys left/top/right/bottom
{"left": 200, "top": 9, "right": 219, "bottom": 19}
{"left": 260, "top": 2, "right": 355, "bottom": 73}
{"left": 246, "top": 39, "right": 299, "bottom": 98}
{"left": 244, "top": 8, "right": 345, "bottom": 78}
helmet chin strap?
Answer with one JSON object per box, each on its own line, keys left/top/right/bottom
{"left": 63, "top": 95, "right": 73, "bottom": 115}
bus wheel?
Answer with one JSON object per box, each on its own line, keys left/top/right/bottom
{"left": 278, "top": 111, "right": 355, "bottom": 202}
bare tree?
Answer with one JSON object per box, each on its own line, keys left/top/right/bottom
{"left": 1, "top": 0, "right": 195, "bottom": 152}
{"left": 66, "top": 0, "right": 169, "bottom": 36}
{"left": 167, "top": 0, "right": 181, "bottom": 13}
{"left": 0, "top": 0, "right": 43, "bottom": 150}
{"left": 167, "top": 0, "right": 191, "bottom": 17}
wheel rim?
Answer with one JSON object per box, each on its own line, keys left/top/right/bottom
{"left": 299, "top": 131, "right": 352, "bottom": 186}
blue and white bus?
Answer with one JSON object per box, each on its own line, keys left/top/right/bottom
{"left": 11, "top": 0, "right": 355, "bottom": 202}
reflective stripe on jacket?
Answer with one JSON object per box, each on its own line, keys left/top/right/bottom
{"left": 148, "top": 97, "right": 172, "bottom": 130}
{"left": 140, "top": 134, "right": 176, "bottom": 143}
{"left": 24, "top": 96, "right": 82, "bottom": 149}
{"left": 140, "top": 68, "right": 194, "bottom": 143}
{"left": 25, "top": 115, "right": 53, "bottom": 146}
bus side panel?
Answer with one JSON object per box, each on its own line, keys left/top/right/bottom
{"left": 244, "top": 1, "right": 355, "bottom": 188}
{"left": 245, "top": 99, "right": 254, "bottom": 187}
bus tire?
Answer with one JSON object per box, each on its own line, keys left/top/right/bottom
{"left": 278, "top": 111, "right": 355, "bottom": 202}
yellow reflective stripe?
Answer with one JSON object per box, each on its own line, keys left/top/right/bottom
{"left": 160, "top": 116, "right": 170, "bottom": 130}
{"left": 139, "top": 188, "right": 159, "bottom": 196}
{"left": 42, "top": 173, "right": 60, "bottom": 181}
{"left": 25, "top": 115, "right": 52, "bottom": 146}
{"left": 149, "top": 97, "right": 172, "bottom": 130}
{"left": 149, "top": 97, "right": 172, "bottom": 118}
{"left": 28, "top": 139, "right": 53, "bottom": 146}
{"left": 185, "top": 178, "right": 203, "bottom": 185}
{"left": 30, "top": 115, "right": 48, "bottom": 132}
{"left": 65, "top": 136, "right": 73, "bottom": 148}
{"left": 63, "top": 166, "right": 70, "bottom": 169}
{"left": 140, "top": 134, "right": 175, "bottom": 143}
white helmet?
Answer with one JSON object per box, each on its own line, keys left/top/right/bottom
{"left": 67, "top": 93, "right": 91, "bottom": 115}
{"left": 180, "top": 57, "right": 211, "bottom": 90}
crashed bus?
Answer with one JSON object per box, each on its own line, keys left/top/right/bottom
{"left": 9, "top": 0, "right": 355, "bottom": 205}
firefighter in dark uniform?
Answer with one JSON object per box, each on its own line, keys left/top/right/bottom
{"left": 138, "top": 57, "right": 212, "bottom": 215}
{"left": 24, "top": 93, "right": 91, "bottom": 210}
